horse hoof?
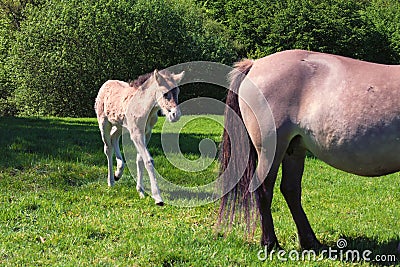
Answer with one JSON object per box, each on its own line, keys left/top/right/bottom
{"left": 300, "top": 239, "right": 323, "bottom": 251}
{"left": 156, "top": 201, "right": 164, "bottom": 206}
{"left": 138, "top": 192, "right": 145, "bottom": 199}
{"left": 261, "top": 239, "right": 281, "bottom": 251}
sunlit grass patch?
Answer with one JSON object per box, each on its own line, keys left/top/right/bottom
{"left": 0, "top": 116, "right": 399, "bottom": 266}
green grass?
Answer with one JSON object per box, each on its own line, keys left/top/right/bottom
{"left": 0, "top": 116, "right": 399, "bottom": 266}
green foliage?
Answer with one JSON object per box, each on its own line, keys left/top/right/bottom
{"left": 364, "top": 0, "right": 400, "bottom": 63}
{"left": 1, "top": 0, "right": 400, "bottom": 116}
{"left": 0, "top": 16, "right": 15, "bottom": 116}
{"left": 254, "top": 0, "right": 386, "bottom": 60}
{"left": 198, "top": 0, "right": 400, "bottom": 63}
{"left": 6, "top": 0, "right": 235, "bottom": 117}
{"left": 0, "top": 0, "right": 44, "bottom": 29}
{"left": 0, "top": 1, "right": 46, "bottom": 116}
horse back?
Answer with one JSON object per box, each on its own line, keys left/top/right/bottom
{"left": 245, "top": 50, "right": 400, "bottom": 176}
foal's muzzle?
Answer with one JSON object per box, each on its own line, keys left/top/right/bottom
{"left": 166, "top": 107, "right": 181, "bottom": 122}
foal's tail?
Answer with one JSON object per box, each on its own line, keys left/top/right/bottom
{"left": 218, "top": 59, "right": 258, "bottom": 231}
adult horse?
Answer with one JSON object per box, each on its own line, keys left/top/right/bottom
{"left": 219, "top": 50, "right": 400, "bottom": 249}
{"left": 95, "top": 69, "right": 184, "bottom": 205}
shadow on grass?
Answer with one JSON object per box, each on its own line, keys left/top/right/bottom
{"left": 145, "top": 131, "right": 221, "bottom": 158}
{"left": 0, "top": 116, "right": 221, "bottom": 192}
{"left": 0, "top": 116, "right": 218, "bottom": 170}
{"left": 0, "top": 116, "right": 103, "bottom": 169}
{"left": 315, "top": 236, "right": 399, "bottom": 266}
{"left": 341, "top": 236, "right": 399, "bottom": 266}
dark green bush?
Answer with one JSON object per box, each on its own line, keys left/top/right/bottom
{"left": 256, "top": 0, "right": 395, "bottom": 63}
{"left": 364, "top": 0, "right": 400, "bottom": 64}
{"left": 1, "top": 0, "right": 400, "bottom": 117}
{"left": 198, "top": 0, "right": 400, "bottom": 63}
{"left": 8, "top": 0, "right": 235, "bottom": 117}
{"left": 0, "top": 17, "right": 15, "bottom": 116}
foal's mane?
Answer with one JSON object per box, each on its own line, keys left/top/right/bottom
{"left": 128, "top": 70, "right": 172, "bottom": 88}
{"left": 129, "top": 72, "right": 153, "bottom": 88}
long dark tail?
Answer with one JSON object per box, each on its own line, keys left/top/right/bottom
{"left": 218, "top": 59, "right": 257, "bottom": 231}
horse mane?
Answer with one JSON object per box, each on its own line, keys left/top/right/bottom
{"left": 128, "top": 69, "right": 173, "bottom": 88}
{"left": 128, "top": 72, "right": 153, "bottom": 88}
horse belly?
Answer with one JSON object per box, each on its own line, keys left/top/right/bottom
{"left": 303, "top": 122, "right": 400, "bottom": 177}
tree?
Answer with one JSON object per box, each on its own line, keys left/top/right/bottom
{"left": 197, "top": 0, "right": 399, "bottom": 63}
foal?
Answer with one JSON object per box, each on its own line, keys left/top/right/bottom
{"left": 95, "top": 70, "right": 184, "bottom": 205}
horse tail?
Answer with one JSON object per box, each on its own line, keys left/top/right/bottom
{"left": 218, "top": 59, "right": 257, "bottom": 232}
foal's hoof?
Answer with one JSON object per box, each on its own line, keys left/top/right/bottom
{"left": 114, "top": 173, "right": 122, "bottom": 181}
{"left": 156, "top": 201, "right": 164, "bottom": 206}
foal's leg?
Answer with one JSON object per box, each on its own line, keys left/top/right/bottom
{"left": 111, "top": 126, "right": 124, "bottom": 181}
{"left": 136, "top": 130, "right": 152, "bottom": 198}
{"left": 280, "top": 137, "right": 321, "bottom": 250}
{"left": 130, "top": 130, "right": 163, "bottom": 205}
{"left": 136, "top": 153, "right": 146, "bottom": 198}
{"left": 99, "top": 119, "right": 115, "bottom": 186}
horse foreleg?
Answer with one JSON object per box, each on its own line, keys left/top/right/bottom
{"left": 136, "top": 153, "right": 145, "bottom": 198}
{"left": 111, "top": 127, "right": 124, "bottom": 181}
{"left": 280, "top": 138, "right": 321, "bottom": 250}
{"left": 131, "top": 133, "right": 163, "bottom": 205}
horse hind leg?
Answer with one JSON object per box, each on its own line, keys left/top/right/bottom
{"left": 255, "top": 164, "right": 281, "bottom": 250}
{"left": 280, "top": 136, "right": 322, "bottom": 250}
{"left": 252, "top": 135, "right": 292, "bottom": 250}
{"left": 111, "top": 126, "right": 124, "bottom": 181}
{"left": 246, "top": 127, "right": 283, "bottom": 249}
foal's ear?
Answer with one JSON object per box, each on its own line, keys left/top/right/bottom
{"left": 173, "top": 71, "right": 185, "bottom": 84}
{"left": 154, "top": 69, "right": 163, "bottom": 84}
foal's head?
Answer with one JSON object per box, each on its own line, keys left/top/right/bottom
{"left": 152, "top": 70, "right": 184, "bottom": 122}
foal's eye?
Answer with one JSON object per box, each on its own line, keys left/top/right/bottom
{"left": 164, "top": 91, "right": 172, "bottom": 101}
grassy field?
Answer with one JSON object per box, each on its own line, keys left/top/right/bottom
{"left": 0, "top": 116, "right": 399, "bottom": 266}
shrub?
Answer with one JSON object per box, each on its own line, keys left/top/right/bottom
{"left": 198, "top": 0, "right": 399, "bottom": 63}
{"left": 363, "top": 0, "right": 400, "bottom": 64}
{"left": 0, "top": 17, "right": 15, "bottom": 116}
{"left": 257, "top": 0, "right": 395, "bottom": 63}
{"left": 9, "top": 0, "right": 235, "bottom": 117}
